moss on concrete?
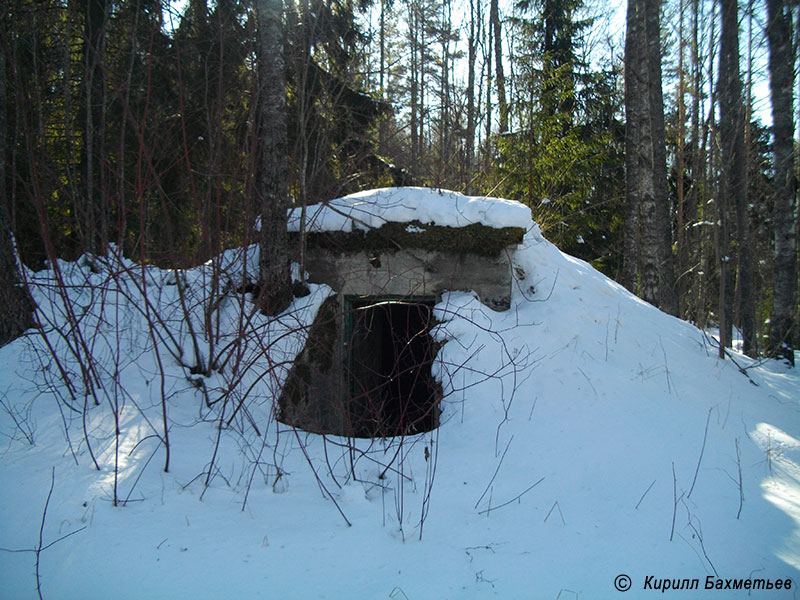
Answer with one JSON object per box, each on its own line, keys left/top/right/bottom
{"left": 278, "top": 294, "right": 340, "bottom": 429}
{"left": 291, "top": 220, "right": 525, "bottom": 257}
{"left": 305, "top": 295, "right": 338, "bottom": 373}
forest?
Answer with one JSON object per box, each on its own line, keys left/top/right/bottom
{"left": 0, "top": 0, "right": 797, "bottom": 363}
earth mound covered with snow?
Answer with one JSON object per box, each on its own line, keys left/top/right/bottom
{"left": 287, "top": 186, "right": 533, "bottom": 231}
{"left": 0, "top": 187, "right": 798, "bottom": 599}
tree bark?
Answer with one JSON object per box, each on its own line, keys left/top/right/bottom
{"left": 0, "top": 211, "right": 33, "bottom": 347}
{"left": 438, "top": 0, "right": 452, "bottom": 185}
{"left": 81, "top": 0, "right": 108, "bottom": 254}
{"left": 766, "top": 0, "right": 797, "bottom": 364}
{"left": 623, "top": 0, "right": 645, "bottom": 294}
{"left": 465, "top": 0, "right": 476, "bottom": 192}
{"left": 485, "top": 6, "right": 493, "bottom": 144}
{"left": 686, "top": 0, "right": 702, "bottom": 324}
{"left": 256, "top": 0, "right": 292, "bottom": 315}
{"left": 623, "top": 0, "right": 678, "bottom": 315}
{"left": 409, "top": 2, "right": 419, "bottom": 165}
{"left": 718, "top": 0, "right": 753, "bottom": 355}
{"left": 490, "top": 0, "right": 508, "bottom": 134}
{"left": 676, "top": 0, "right": 687, "bottom": 316}
{"left": 379, "top": 0, "right": 387, "bottom": 154}
{"left": 0, "top": 35, "right": 34, "bottom": 345}
{"left": 646, "top": 0, "right": 678, "bottom": 317}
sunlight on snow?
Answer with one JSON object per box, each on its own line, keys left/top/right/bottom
{"left": 89, "top": 401, "right": 156, "bottom": 501}
{"left": 753, "top": 422, "right": 800, "bottom": 570}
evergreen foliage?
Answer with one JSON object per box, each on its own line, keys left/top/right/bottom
{"left": 486, "top": 0, "right": 625, "bottom": 275}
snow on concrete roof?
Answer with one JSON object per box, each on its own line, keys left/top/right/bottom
{"left": 287, "top": 187, "right": 533, "bottom": 232}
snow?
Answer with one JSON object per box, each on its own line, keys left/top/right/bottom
{"left": 287, "top": 187, "right": 533, "bottom": 232}
{"left": 1, "top": 188, "right": 799, "bottom": 599}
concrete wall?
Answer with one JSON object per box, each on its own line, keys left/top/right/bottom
{"left": 278, "top": 295, "right": 350, "bottom": 435}
{"left": 303, "top": 246, "right": 514, "bottom": 310}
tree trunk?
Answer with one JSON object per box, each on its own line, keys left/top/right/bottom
{"left": 465, "top": 0, "right": 476, "bottom": 192}
{"left": 676, "top": 0, "right": 687, "bottom": 316}
{"left": 485, "top": 7, "right": 493, "bottom": 144}
{"left": 0, "top": 212, "right": 33, "bottom": 347}
{"left": 438, "top": 0, "right": 452, "bottom": 185}
{"left": 624, "top": 0, "right": 678, "bottom": 316}
{"left": 378, "top": 0, "right": 387, "bottom": 154}
{"left": 409, "top": 2, "right": 419, "bottom": 166}
{"left": 698, "top": 1, "right": 718, "bottom": 329}
{"left": 82, "top": 0, "right": 108, "bottom": 254}
{"left": 0, "top": 36, "right": 34, "bottom": 345}
{"left": 646, "top": 0, "right": 678, "bottom": 316}
{"left": 766, "top": 0, "right": 797, "bottom": 364}
{"left": 718, "top": 0, "right": 753, "bottom": 355}
{"left": 623, "top": 0, "right": 645, "bottom": 294}
{"left": 686, "top": 0, "right": 702, "bottom": 324}
{"left": 490, "top": 0, "right": 507, "bottom": 134}
{"left": 256, "top": 0, "right": 292, "bottom": 315}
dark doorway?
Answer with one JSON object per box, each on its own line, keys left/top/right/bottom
{"left": 346, "top": 297, "right": 440, "bottom": 437}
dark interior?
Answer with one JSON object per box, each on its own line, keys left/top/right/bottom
{"left": 346, "top": 298, "right": 440, "bottom": 437}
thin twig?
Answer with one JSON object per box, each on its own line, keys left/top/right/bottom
{"left": 35, "top": 468, "right": 56, "bottom": 600}
{"left": 659, "top": 336, "right": 673, "bottom": 394}
{"left": 685, "top": 513, "right": 718, "bottom": 576}
{"left": 635, "top": 479, "right": 656, "bottom": 510}
{"left": 544, "top": 500, "right": 565, "bottom": 525}
{"left": 474, "top": 436, "right": 514, "bottom": 510}
{"left": 687, "top": 407, "right": 712, "bottom": 499}
{"left": 477, "top": 477, "right": 545, "bottom": 515}
{"left": 735, "top": 438, "right": 744, "bottom": 519}
{"left": 670, "top": 462, "right": 685, "bottom": 542}
{"left": 292, "top": 427, "right": 351, "bottom": 527}
{"left": 576, "top": 366, "right": 598, "bottom": 399}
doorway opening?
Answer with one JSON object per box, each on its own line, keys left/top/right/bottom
{"left": 345, "top": 297, "right": 440, "bottom": 437}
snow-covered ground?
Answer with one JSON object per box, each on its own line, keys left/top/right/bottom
{"left": 1, "top": 188, "right": 798, "bottom": 599}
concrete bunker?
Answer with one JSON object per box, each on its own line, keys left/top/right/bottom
{"left": 346, "top": 297, "right": 439, "bottom": 437}
{"left": 278, "top": 188, "right": 529, "bottom": 438}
